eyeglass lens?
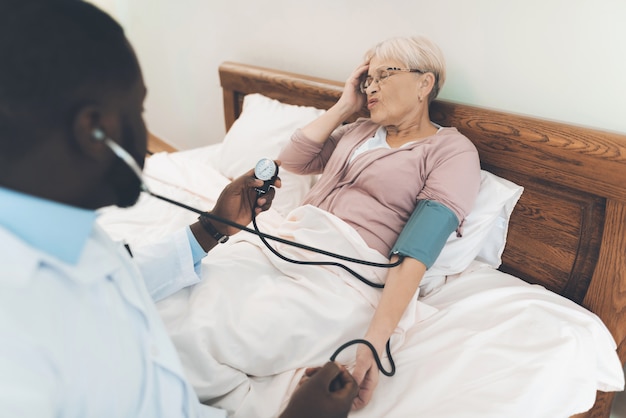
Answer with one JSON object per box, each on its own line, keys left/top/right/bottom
{"left": 360, "top": 69, "right": 391, "bottom": 93}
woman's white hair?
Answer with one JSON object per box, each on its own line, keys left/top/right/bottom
{"left": 364, "top": 36, "right": 446, "bottom": 104}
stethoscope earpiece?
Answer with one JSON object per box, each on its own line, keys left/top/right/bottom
{"left": 91, "top": 128, "right": 147, "bottom": 191}
{"left": 92, "top": 128, "right": 106, "bottom": 141}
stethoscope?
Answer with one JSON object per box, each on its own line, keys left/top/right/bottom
{"left": 95, "top": 129, "right": 398, "bottom": 376}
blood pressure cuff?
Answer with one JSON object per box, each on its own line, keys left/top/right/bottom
{"left": 390, "top": 200, "right": 459, "bottom": 269}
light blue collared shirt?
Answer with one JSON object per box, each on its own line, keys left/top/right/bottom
{"left": 0, "top": 186, "right": 97, "bottom": 264}
{"left": 0, "top": 186, "right": 225, "bottom": 418}
{"left": 0, "top": 186, "right": 208, "bottom": 300}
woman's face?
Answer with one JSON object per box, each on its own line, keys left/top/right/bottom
{"left": 364, "top": 56, "right": 425, "bottom": 128}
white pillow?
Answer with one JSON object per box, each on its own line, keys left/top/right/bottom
{"left": 215, "top": 93, "right": 325, "bottom": 216}
{"left": 474, "top": 173, "right": 523, "bottom": 268}
{"left": 427, "top": 170, "right": 523, "bottom": 277}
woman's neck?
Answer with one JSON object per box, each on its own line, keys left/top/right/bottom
{"left": 385, "top": 119, "right": 439, "bottom": 148}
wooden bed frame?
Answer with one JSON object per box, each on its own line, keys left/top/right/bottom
{"left": 150, "top": 61, "right": 626, "bottom": 416}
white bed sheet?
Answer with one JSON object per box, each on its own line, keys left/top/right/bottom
{"left": 97, "top": 149, "right": 625, "bottom": 418}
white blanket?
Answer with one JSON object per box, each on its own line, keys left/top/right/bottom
{"left": 155, "top": 204, "right": 438, "bottom": 411}
{"left": 98, "top": 151, "right": 624, "bottom": 418}
{"left": 156, "top": 209, "right": 623, "bottom": 418}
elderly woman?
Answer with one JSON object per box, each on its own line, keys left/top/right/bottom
{"left": 278, "top": 36, "right": 481, "bottom": 410}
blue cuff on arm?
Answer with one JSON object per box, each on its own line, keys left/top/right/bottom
{"left": 390, "top": 200, "right": 459, "bottom": 269}
{"left": 186, "top": 226, "right": 208, "bottom": 269}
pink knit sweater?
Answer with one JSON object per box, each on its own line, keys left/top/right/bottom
{"left": 278, "top": 118, "right": 481, "bottom": 256}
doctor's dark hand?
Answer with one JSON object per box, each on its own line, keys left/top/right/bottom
{"left": 280, "top": 362, "right": 359, "bottom": 418}
{"left": 190, "top": 163, "right": 281, "bottom": 250}
{"left": 213, "top": 162, "right": 281, "bottom": 231}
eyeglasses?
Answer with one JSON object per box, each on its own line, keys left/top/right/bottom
{"left": 360, "top": 67, "right": 424, "bottom": 93}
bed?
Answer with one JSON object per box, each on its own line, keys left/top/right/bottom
{"left": 99, "top": 62, "right": 626, "bottom": 417}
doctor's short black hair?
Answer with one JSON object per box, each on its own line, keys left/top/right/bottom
{"left": 0, "top": 0, "right": 140, "bottom": 158}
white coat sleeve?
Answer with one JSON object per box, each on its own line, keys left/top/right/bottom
{"left": 133, "top": 227, "right": 203, "bottom": 302}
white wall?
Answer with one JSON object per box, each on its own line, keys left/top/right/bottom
{"left": 90, "top": 0, "right": 626, "bottom": 150}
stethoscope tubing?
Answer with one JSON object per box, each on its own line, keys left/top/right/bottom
{"left": 147, "top": 190, "right": 403, "bottom": 271}
{"left": 146, "top": 189, "right": 398, "bottom": 377}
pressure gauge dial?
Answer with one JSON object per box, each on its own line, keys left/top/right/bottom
{"left": 254, "top": 158, "right": 279, "bottom": 194}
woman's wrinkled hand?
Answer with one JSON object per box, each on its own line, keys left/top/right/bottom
{"left": 350, "top": 344, "right": 380, "bottom": 411}
{"left": 336, "top": 61, "right": 369, "bottom": 116}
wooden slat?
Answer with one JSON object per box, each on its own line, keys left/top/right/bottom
{"left": 147, "top": 131, "right": 177, "bottom": 154}
{"left": 431, "top": 101, "right": 626, "bottom": 203}
{"left": 584, "top": 199, "right": 626, "bottom": 351}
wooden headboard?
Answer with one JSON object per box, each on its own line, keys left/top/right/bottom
{"left": 218, "top": 61, "right": 626, "bottom": 416}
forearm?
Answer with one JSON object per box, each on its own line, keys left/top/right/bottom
{"left": 300, "top": 61, "right": 367, "bottom": 144}
{"left": 365, "top": 256, "right": 426, "bottom": 352}
{"left": 300, "top": 101, "right": 355, "bottom": 144}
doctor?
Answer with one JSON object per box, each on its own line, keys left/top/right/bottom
{"left": 0, "top": 1, "right": 357, "bottom": 417}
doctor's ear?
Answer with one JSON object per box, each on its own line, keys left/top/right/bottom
{"left": 71, "top": 105, "right": 117, "bottom": 159}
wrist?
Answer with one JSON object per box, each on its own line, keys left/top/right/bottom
{"left": 364, "top": 331, "right": 390, "bottom": 354}
{"left": 189, "top": 222, "right": 217, "bottom": 252}
{"left": 198, "top": 214, "right": 229, "bottom": 244}
{"left": 191, "top": 214, "right": 229, "bottom": 252}
{"left": 330, "top": 101, "right": 358, "bottom": 121}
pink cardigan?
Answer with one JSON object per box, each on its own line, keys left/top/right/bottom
{"left": 278, "top": 118, "right": 481, "bottom": 256}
